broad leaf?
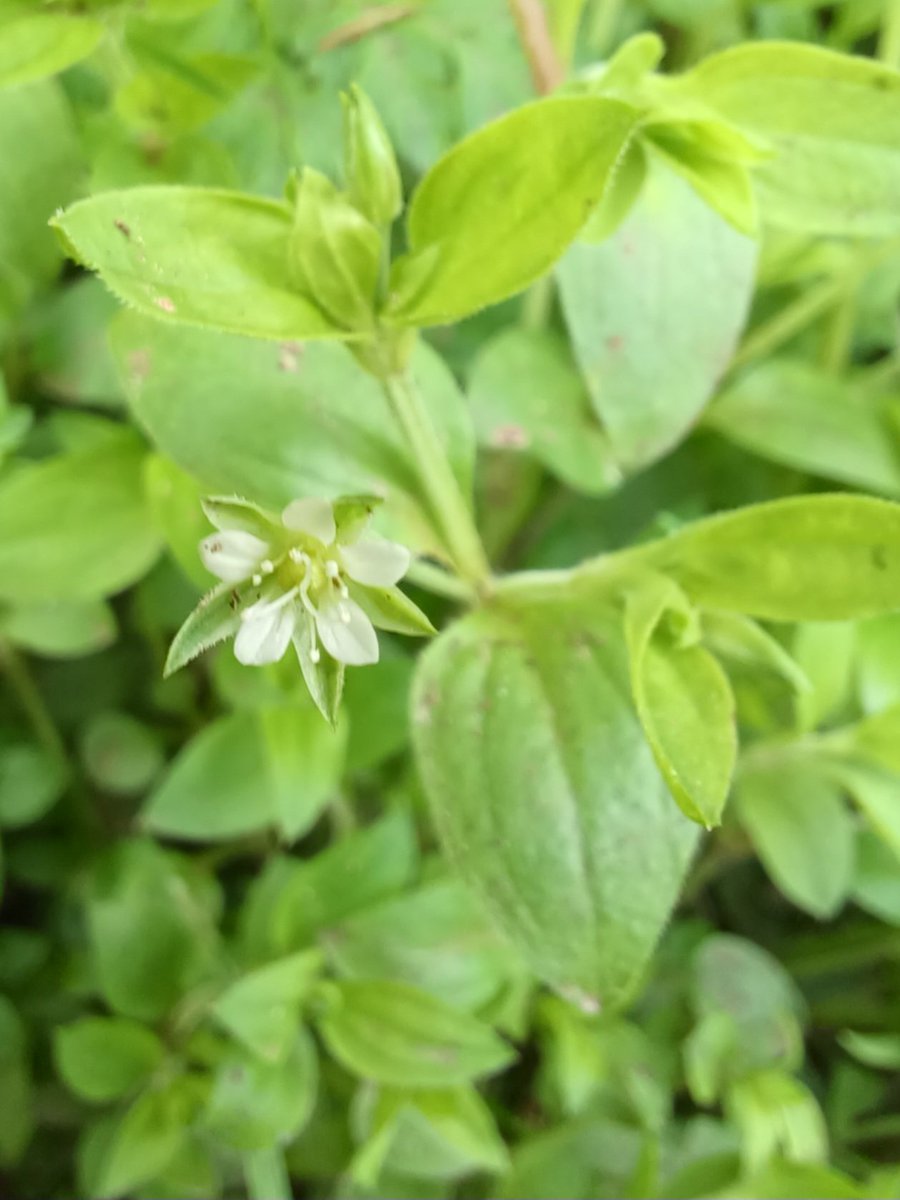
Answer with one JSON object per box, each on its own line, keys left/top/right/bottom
{"left": 635, "top": 495, "right": 900, "bottom": 621}
{"left": 707, "top": 360, "right": 900, "bottom": 497}
{"left": 143, "top": 706, "right": 345, "bottom": 843}
{"left": 111, "top": 314, "right": 473, "bottom": 561}
{"left": 558, "top": 161, "right": 756, "bottom": 470}
{"left": 316, "top": 979, "right": 514, "bottom": 1087}
{"left": 467, "top": 328, "right": 620, "bottom": 494}
{"left": 54, "top": 1018, "right": 163, "bottom": 1104}
{"left": 736, "top": 763, "right": 855, "bottom": 918}
{"left": 53, "top": 188, "right": 342, "bottom": 341}
{"left": 387, "top": 96, "right": 637, "bottom": 325}
{"left": 413, "top": 594, "right": 698, "bottom": 1009}
{"left": 679, "top": 42, "right": 900, "bottom": 236}
{"left": 211, "top": 950, "right": 322, "bottom": 1062}
{"left": 0, "top": 430, "right": 160, "bottom": 603}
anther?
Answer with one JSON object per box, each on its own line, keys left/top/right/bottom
{"left": 310, "top": 647, "right": 321, "bottom": 664}
{"left": 260, "top": 559, "right": 274, "bottom": 573}
{"left": 251, "top": 573, "right": 262, "bottom": 586}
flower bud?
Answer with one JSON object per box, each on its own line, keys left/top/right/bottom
{"left": 341, "top": 84, "right": 402, "bottom": 227}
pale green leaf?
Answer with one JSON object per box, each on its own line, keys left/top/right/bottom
{"left": 212, "top": 950, "right": 323, "bottom": 1062}
{"left": 54, "top": 1018, "right": 163, "bottom": 1104}
{"left": 413, "top": 596, "right": 698, "bottom": 1010}
{"left": 558, "top": 161, "right": 756, "bottom": 470}
{"left": 0, "top": 430, "right": 160, "bottom": 603}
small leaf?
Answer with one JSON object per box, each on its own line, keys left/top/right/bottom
{"left": 316, "top": 979, "right": 514, "bottom": 1087}
{"left": 387, "top": 97, "right": 637, "bottom": 326}
{"left": 54, "top": 1018, "right": 163, "bottom": 1104}
{"left": 96, "top": 1080, "right": 199, "bottom": 1199}
{"left": 53, "top": 188, "right": 343, "bottom": 342}
{"left": 212, "top": 951, "right": 323, "bottom": 1062}
{"left": 0, "top": 744, "right": 66, "bottom": 830}
{"left": 700, "top": 611, "right": 810, "bottom": 695}
{"left": 625, "top": 574, "right": 737, "bottom": 828}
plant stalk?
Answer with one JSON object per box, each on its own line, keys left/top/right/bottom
{"left": 243, "top": 1148, "right": 292, "bottom": 1200}
{"left": 379, "top": 371, "right": 491, "bottom": 590}
{"left": 0, "top": 637, "right": 67, "bottom": 767}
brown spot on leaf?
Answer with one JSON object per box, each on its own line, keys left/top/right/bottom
{"left": 154, "top": 296, "right": 176, "bottom": 313}
{"left": 114, "top": 219, "right": 131, "bottom": 239}
{"left": 491, "top": 424, "right": 531, "bottom": 450}
{"left": 278, "top": 341, "right": 304, "bottom": 372}
{"left": 605, "top": 334, "right": 624, "bottom": 353}
{"left": 127, "top": 348, "right": 151, "bottom": 383}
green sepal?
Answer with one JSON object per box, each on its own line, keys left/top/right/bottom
{"left": 333, "top": 494, "right": 383, "bottom": 544}
{"left": 289, "top": 168, "right": 381, "bottom": 331}
{"left": 200, "top": 495, "right": 280, "bottom": 541}
{"left": 293, "top": 614, "right": 345, "bottom": 727}
{"left": 349, "top": 581, "right": 436, "bottom": 638}
{"left": 165, "top": 581, "right": 250, "bottom": 676}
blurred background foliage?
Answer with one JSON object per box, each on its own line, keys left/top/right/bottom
{"left": 3, "top": 1, "right": 900, "bottom": 1198}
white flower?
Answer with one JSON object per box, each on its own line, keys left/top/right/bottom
{"left": 199, "top": 495, "right": 411, "bottom": 669}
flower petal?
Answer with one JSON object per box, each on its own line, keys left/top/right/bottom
{"left": 281, "top": 497, "right": 336, "bottom": 544}
{"left": 339, "top": 537, "right": 411, "bottom": 587}
{"left": 199, "top": 530, "right": 270, "bottom": 582}
{"left": 315, "top": 596, "right": 379, "bottom": 666}
{"left": 234, "top": 602, "right": 296, "bottom": 666}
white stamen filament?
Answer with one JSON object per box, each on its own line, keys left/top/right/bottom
{"left": 240, "top": 585, "right": 300, "bottom": 621}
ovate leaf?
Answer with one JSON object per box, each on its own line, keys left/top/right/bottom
{"left": 316, "top": 979, "right": 513, "bottom": 1087}
{"left": 558, "top": 160, "right": 756, "bottom": 470}
{"left": 413, "top": 595, "right": 698, "bottom": 1010}
{"left": 54, "top": 1018, "right": 163, "bottom": 1104}
{"left": 0, "top": 430, "right": 160, "bottom": 603}
{"left": 736, "top": 763, "right": 855, "bottom": 918}
{"left": 53, "top": 188, "right": 342, "bottom": 341}
{"left": 680, "top": 42, "right": 900, "bottom": 236}
{"left": 387, "top": 97, "right": 637, "bottom": 326}
{"left": 0, "top": 14, "right": 103, "bottom": 89}
{"left": 211, "top": 950, "right": 322, "bottom": 1062}
{"left": 637, "top": 495, "right": 900, "bottom": 621}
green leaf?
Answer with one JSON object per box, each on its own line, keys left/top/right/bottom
{"left": 845, "top": 702, "right": 900, "bottom": 773}
{"left": 707, "top": 360, "right": 900, "bottom": 497}
{"left": 558, "top": 161, "right": 756, "bottom": 470}
{"left": 52, "top": 188, "right": 343, "bottom": 342}
{"left": 726, "top": 1069, "right": 827, "bottom": 1173}
{"left": 0, "top": 429, "right": 160, "bottom": 603}
{"left": 792, "top": 621, "right": 857, "bottom": 732}
{"left": 348, "top": 581, "right": 436, "bottom": 638}
{"left": 143, "top": 706, "right": 345, "bottom": 843}
{"left": 625, "top": 574, "right": 737, "bottom": 828}
{"left": 0, "top": 14, "right": 103, "bottom": 89}
{"left": 0, "top": 599, "right": 116, "bottom": 659}
{"left": 81, "top": 712, "right": 164, "bottom": 796}
{"left": 700, "top": 611, "right": 810, "bottom": 695}
{"left": 352, "top": 1086, "right": 508, "bottom": 1186}
{"left": 86, "top": 839, "right": 218, "bottom": 1021}
{"left": 638, "top": 494, "right": 900, "bottom": 621}
{"left": 344, "top": 655, "right": 414, "bottom": 772}
{"left": 679, "top": 41, "right": 900, "bottom": 236}
{"left": 325, "top": 878, "right": 515, "bottom": 1013}
{"left": 316, "top": 979, "right": 514, "bottom": 1087}
{"left": 413, "top": 596, "right": 698, "bottom": 1010}
{"left": 713, "top": 1160, "right": 865, "bottom": 1200}
{"left": 0, "top": 80, "right": 81, "bottom": 322}
{"left": 111, "top": 315, "right": 473, "bottom": 561}
{"left": 202, "top": 1031, "right": 317, "bottom": 1152}
{"left": 238, "top": 811, "right": 418, "bottom": 961}
{"left": 0, "top": 743, "right": 66, "bottom": 830}
{"left": 54, "top": 1018, "right": 163, "bottom": 1104}
{"left": 211, "top": 950, "right": 323, "bottom": 1062}
{"left": 828, "top": 762, "right": 900, "bottom": 863}
{"left": 386, "top": 97, "right": 637, "bottom": 326}
{"left": 468, "top": 328, "right": 621, "bottom": 495}
{"left": 852, "top": 829, "right": 900, "bottom": 925}
{"left": 736, "top": 763, "right": 855, "bottom": 918}
{"left": 95, "top": 1079, "right": 199, "bottom": 1199}
{"left": 839, "top": 1030, "right": 900, "bottom": 1071}
{"left": 858, "top": 614, "right": 900, "bottom": 713}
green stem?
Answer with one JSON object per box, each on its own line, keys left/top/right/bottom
{"left": 243, "top": 1148, "right": 292, "bottom": 1200}
{"left": 379, "top": 371, "right": 491, "bottom": 589}
{"left": 0, "top": 637, "right": 67, "bottom": 766}
{"left": 819, "top": 279, "right": 858, "bottom": 375}
{"left": 730, "top": 277, "right": 842, "bottom": 371}
{"left": 521, "top": 273, "right": 555, "bottom": 331}
{"left": 406, "top": 559, "right": 474, "bottom": 602}
{"left": 880, "top": 0, "right": 900, "bottom": 69}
